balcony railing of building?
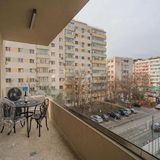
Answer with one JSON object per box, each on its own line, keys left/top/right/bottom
{"left": 48, "top": 99, "right": 159, "bottom": 160}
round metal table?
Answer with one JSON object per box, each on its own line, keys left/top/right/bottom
{"left": 14, "top": 98, "right": 43, "bottom": 137}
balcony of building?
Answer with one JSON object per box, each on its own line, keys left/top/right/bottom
{"left": 0, "top": 96, "right": 159, "bottom": 160}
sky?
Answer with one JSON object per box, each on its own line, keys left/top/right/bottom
{"left": 74, "top": 0, "right": 160, "bottom": 58}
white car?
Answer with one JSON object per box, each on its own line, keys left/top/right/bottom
{"left": 124, "top": 108, "right": 132, "bottom": 115}
{"left": 90, "top": 115, "right": 103, "bottom": 123}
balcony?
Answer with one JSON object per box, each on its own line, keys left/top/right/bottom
{"left": 0, "top": 98, "right": 159, "bottom": 160}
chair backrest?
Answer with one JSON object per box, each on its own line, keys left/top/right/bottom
{"left": 0, "top": 98, "right": 16, "bottom": 121}
{"left": 40, "top": 98, "right": 49, "bottom": 118}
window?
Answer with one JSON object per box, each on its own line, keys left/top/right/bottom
{"left": 18, "top": 68, "right": 24, "bottom": 73}
{"left": 59, "top": 86, "right": 63, "bottom": 89}
{"left": 52, "top": 78, "right": 55, "bottom": 82}
{"left": 75, "top": 34, "right": 78, "bottom": 38}
{"left": 82, "top": 42, "right": 85, "bottom": 48}
{"left": 18, "top": 58, "right": 23, "bottom": 63}
{"left": 29, "top": 49, "right": 34, "bottom": 54}
{"left": 30, "top": 59, "right": 34, "bottom": 63}
{"left": 18, "top": 48, "right": 23, "bottom": 52}
{"left": 59, "top": 38, "right": 63, "bottom": 42}
{"left": 88, "top": 36, "right": 90, "bottom": 40}
{"left": 88, "top": 57, "right": 90, "bottom": 60}
{"left": 81, "top": 49, "right": 85, "bottom": 52}
{"left": 82, "top": 56, "right": 85, "bottom": 60}
{"left": 51, "top": 43, "right": 55, "bottom": 47}
{"left": 6, "top": 57, "right": 11, "bottom": 62}
{"left": 88, "top": 43, "right": 91, "bottom": 47}
{"left": 6, "top": 68, "right": 11, "bottom": 72}
{"left": 75, "top": 56, "right": 78, "bottom": 59}
{"left": 75, "top": 41, "right": 78, "bottom": 44}
{"left": 5, "top": 47, "right": 11, "bottom": 51}
{"left": 59, "top": 46, "right": 63, "bottom": 50}
{"left": 88, "top": 50, "right": 91, "bottom": 53}
{"left": 75, "top": 63, "right": 78, "bottom": 66}
{"left": 30, "top": 68, "right": 35, "bottom": 73}
{"left": 75, "top": 48, "right": 78, "bottom": 52}
{"left": 51, "top": 52, "right": 55, "bottom": 56}
{"left": 82, "top": 28, "right": 85, "bottom": 33}
{"left": 6, "top": 78, "right": 11, "bottom": 83}
{"left": 18, "top": 78, "right": 23, "bottom": 83}
{"left": 50, "top": 61, "right": 55, "bottom": 65}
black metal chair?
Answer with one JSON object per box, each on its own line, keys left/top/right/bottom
{"left": 0, "top": 98, "right": 25, "bottom": 135}
{"left": 29, "top": 98, "right": 49, "bottom": 137}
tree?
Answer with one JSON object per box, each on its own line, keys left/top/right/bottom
{"left": 64, "top": 71, "right": 92, "bottom": 108}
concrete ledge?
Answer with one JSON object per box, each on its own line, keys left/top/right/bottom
{"left": 48, "top": 100, "right": 142, "bottom": 160}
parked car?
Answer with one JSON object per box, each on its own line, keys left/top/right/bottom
{"left": 130, "top": 108, "right": 137, "bottom": 114}
{"left": 155, "top": 104, "right": 160, "bottom": 110}
{"left": 119, "top": 108, "right": 129, "bottom": 117}
{"left": 151, "top": 122, "right": 160, "bottom": 132}
{"left": 90, "top": 115, "right": 103, "bottom": 123}
{"left": 124, "top": 108, "right": 132, "bottom": 115}
{"left": 132, "top": 103, "right": 141, "bottom": 108}
{"left": 110, "top": 111, "right": 121, "bottom": 120}
{"left": 101, "top": 114, "right": 110, "bottom": 121}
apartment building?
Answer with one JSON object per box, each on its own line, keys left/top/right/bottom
{"left": 36, "top": 45, "right": 50, "bottom": 94}
{"left": 134, "top": 57, "right": 160, "bottom": 89}
{"left": 3, "top": 20, "right": 107, "bottom": 99}
{"left": 91, "top": 27, "right": 107, "bottom": 99}
{"left": 107, "top": 57, "right": 134, "bottom": 82}
{"left": 4, "top": 41, "right": 37, "bottom": 95}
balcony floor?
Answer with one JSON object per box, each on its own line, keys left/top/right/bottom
{"left": 0, "top": 120, "right": 79, "bottom": 160}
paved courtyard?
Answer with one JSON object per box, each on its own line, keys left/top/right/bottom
{"left": 0, "top": 120, "right": 79, "bottom": 160}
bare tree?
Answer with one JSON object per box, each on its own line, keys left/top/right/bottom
{"left": 64, "top": 71, "right": 92, "bottom": 108}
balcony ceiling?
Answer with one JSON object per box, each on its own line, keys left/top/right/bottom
{"left": 0, "top": 0, "right": 88, "bottom": 45}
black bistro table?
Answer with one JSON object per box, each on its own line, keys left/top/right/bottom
{"left": 14, "top": 98, "right": 43, "bottom": 137}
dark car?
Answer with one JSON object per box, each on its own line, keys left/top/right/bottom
{"left": 132, "top": 103, "right": 141, "bottom": 108}
{"left": 110, "top": 111, "right": 121, "bottom": 120}
{"left": 101, "top": 114, "right": 110, "bottom": 121}
{"left": 151, "top": 123, "right": 160, "bottom": 132}
{"left": 119, "top": 109, "right": 129, "bottom": 117}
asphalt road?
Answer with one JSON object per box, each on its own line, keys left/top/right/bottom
{"left": 101, "top": 107, "right": 160, "bottom": 148}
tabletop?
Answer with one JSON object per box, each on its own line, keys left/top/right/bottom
{"left": 14, "top": 98, "right": 43, "bottom": 108}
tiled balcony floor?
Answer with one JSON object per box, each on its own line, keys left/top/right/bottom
{"left": 0, "top": 120, "right": 79, "bottom": 160}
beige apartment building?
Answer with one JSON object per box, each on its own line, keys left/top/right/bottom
{"left": 3, "top": 20, "right": 107, "bottom": 100}
{"left": 107, "top": 57, "right": 134, "bottom": 82}
{"left": 134, "top": 57, "right": 160, "bottom": 89}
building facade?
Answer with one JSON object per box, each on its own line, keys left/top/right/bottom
{"left": 3, "top": 20, "right": 107, "bottom": 100}
{"left": 134, "top": 57, "right": 160, "bottom": 89}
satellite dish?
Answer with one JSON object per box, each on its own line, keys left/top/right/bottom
{"left": 7, "top": 87, "right": 22, "bottom": 101}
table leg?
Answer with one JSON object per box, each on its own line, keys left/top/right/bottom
{"left": 26, "top": 107, "right": 30, "bottom": 137}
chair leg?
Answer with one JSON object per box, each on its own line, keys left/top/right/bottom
{"left": 29, "top": 118, "right": 33, "bottom": 133}
{"left": 0, "top": 125, "right": 4, "bottom": 133}
{"left": 20, "top": 120, "right": 25, "bottom": 127}
{"left": 38, "top": 123, "right": 41, "bottom": 137}
{"left": 45, "top": 116, "right": 49, "bottom": 131}
{"left": 8, "top": 124, "right": 13, "bottom": 135}
{"left": 13, "top": 123, "right": 16, "bottom": 133}
{"left": 36, "top": 122, "right": 38, "bottom": 129}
